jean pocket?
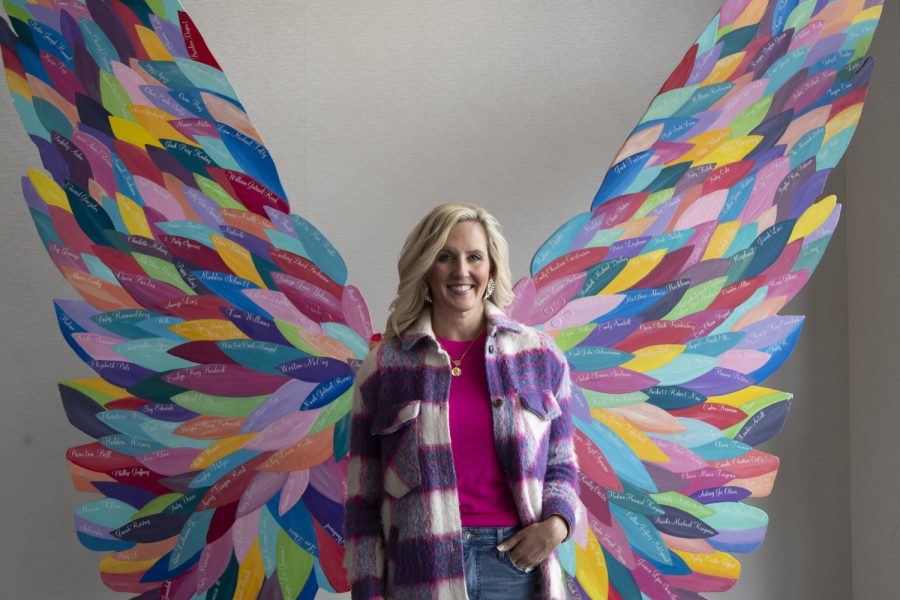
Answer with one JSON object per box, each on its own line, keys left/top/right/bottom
{"left": 502, "top": 551, "right": 533, "bottom": 575}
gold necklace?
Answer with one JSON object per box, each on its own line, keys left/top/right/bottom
{"left": 440, "top": 334, "right": 481, "bottom": 377}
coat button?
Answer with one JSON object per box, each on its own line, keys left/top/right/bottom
{"left": 492, "top": 397, "right": 503, "bottom": 408}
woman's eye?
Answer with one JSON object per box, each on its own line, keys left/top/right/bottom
{"left": 468, "top": 254, "right": 482, "bottom": 262}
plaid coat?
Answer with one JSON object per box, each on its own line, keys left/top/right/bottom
{"left": 344, "top": 301, "right": 579, "bottom": 599}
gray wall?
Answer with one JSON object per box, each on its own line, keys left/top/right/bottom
{"left": 847, "top": 1, "right": 900, "bottom": 599}
{"left": 0, "top": 2, "right": 894, "bottom": 598}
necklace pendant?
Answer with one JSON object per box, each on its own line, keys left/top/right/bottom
{"left": 440, "top": 336, "right": 481, "bottom": 378}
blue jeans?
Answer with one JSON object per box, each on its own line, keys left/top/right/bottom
{"left": 461, "top": 527, "right": 538, "bottom": 599}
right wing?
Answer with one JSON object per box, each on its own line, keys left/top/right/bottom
{"left": 0, "top": 1, "right": 373, "bottom": 597}
{"left": 506, "top": 1, "right": 884, "bottom": 597}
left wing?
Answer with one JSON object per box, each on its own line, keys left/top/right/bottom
{"left": 0, "top": 1, "right": 372, "bottom": 597}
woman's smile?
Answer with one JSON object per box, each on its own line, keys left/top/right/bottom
{"left": 447, "top": 283, "right": 476, "bottom": 294}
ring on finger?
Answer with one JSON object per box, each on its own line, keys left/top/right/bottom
{"left": 511, "top": 558, "right": 531, "bottom": 573}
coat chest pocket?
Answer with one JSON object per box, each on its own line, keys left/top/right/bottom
{"left": 371, "top": 400, "right": 422, "bottom": 498}
{"left": 518, "top": 388, "right": 562, "bottom": 421}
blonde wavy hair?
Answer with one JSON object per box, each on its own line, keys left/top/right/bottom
{"left": 383, "top": 203, "right": 515, "bottom": 340}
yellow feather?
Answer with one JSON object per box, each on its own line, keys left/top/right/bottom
{"left": 702, "top": 52, "right": 744, "bottom": 86}
{"left": 709, "top": 385, "right": 782, "bottom": 408}
{"left": 575, "top": 528, "right": 609, "bottom": 600}
{"left": 600, "top": 249, "right": 666, "bottom": 295}
{"left": 788, "top": 195, "right": 837, "bottom": 243}
{"left": 702, "top": 221, "right": 741, "bottom": 260}
{"left": 136, "top": 26, "right": 174, "bottom": 61}
{"left": 622, "top": 344, "right": 686, "bottom": 372}
{"left": 672, "top": 549, "right": 742, "bottom": 579}
{"left": 233, "top": 540, "right": 266, "bottom": 599}
{"left": 212, "top": 235, "right": 266, "bottom": 288}
{"left": 672, "top": 130, "right": 731, "bottom": 165}
{"left": 852, "top": 5, "right": 883, "bottom": 24}
{"left": 190, "top": 433, "right": 257, "bottom": 470}
{"left": 129, "top": 105, "right": 197, "bottom": 146}
{"left": 110, "top": 116, "right": 164, "bottom": 149}
{"left": 64, "top": 377, "right": 129, "bottom": 405}
{"left": 28, "top": 168, "right": 70, "bottom": 211}
{"left": 99, "top": 555, "right": 158, "bottom": 575}
{"left": 170, "top": 319, "right": 250, "bottom": 341}
{"left": 117, "top": 193, "right": 154, "bottom": 237}
{"left": 6, "top": 69, "right": 30, "bottom": 99}
{"left": 702, "top": 135, "right": 763, "bottom": 168}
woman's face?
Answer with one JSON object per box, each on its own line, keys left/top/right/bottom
{"left": 426, "top": 221, "right": 492, "bottom": 318}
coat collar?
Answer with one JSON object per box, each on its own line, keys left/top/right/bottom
{"left": 400, "top": 300, "right": 523, "bottom": 351}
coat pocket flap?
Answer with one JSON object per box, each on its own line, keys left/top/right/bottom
{"left": 519, "top": 388, "right": 562, "bottom": 421}
{"left": 371, "top": 400, "right": 421, "bottom": 435}
{"left": 372, "top": 401, "right": 422, "bottom": 498}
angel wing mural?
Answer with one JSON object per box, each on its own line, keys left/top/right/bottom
{"left": 0, "top": 0, "right": 885, "bottom": 598}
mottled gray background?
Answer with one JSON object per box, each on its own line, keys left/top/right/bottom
{"left": 1, "top": 1, "right": 897, "bottom": 598}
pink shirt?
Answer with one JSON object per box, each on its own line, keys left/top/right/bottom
{"left": 437, "top": 331, "right": 520, "bottom": 527}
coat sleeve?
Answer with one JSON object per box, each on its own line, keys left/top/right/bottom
{"left": 343, "top": 351, "right": 386, "bottom": 599}
{"left": 540, "top": 338, "right": 580, "bottom": 541}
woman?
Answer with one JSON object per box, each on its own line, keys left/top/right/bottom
{"left": 344, "top": 203, "right": 578, "bottom": 599}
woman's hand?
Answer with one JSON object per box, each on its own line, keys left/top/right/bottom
{"left": 496, "top": 515, "right": 569, "bottom": 572}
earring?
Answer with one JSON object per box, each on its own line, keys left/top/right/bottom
{"left": 423, "top": 281, "right": 432, "bottom": 303}
{"left": 484, "top": 277, "right": 495, "bottom": 300}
